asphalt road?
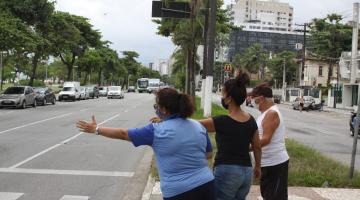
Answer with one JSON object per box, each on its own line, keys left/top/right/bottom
{"left": 0, "top": 93, "right": 156, "bottom": 200}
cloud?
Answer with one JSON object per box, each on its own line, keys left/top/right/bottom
{"left": 55, "top": 0, "right": 175, "bottom": 66}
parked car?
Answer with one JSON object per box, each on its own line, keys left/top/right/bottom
{"left": 86, "top": 85, "right": 99, "bottom": 99}
{"left": 274, "top": 95, "right": 282, "bottom": 104}
{"left": 79, "top": 86, "right": 89, "bottom": 100}
{"left": 128, "top": 86, "right": 136, "bottom": 93}
{"left": 0, "top": 86, "right": 37, "bottom": 109}
{"left": 99, "top": 86, "right": 108, "bottom": 97}
{"left": 292, "top": 96, "right": 315, "bottom": 110}
{"left": 34, "top": 87, "right": 56, "bottom": 106}
{"left": 107, "top": 86, "right": 124, "bottom": 99}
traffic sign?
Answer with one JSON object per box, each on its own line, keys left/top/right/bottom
{"left": 224, "top": 64, "right": 232, "bottom": 72}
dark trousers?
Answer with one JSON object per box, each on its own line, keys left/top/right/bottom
{"left": 163, "top": 180, "right": 216, "bottom": 200}
{"left": 260, "top": 160, "right": 289, "bottom": 200}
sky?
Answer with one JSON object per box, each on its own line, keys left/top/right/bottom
{"left": 55, "top": 0, "right": 355, "bottom": 66}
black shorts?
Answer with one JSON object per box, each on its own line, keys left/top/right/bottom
{"left": 163, "top": 180, "right": 216, "bottom": 200}
{"left": 299, "top": 103, "right": 304, "bottom": 107}
{"left": 260, "top": 160, "right": 289, "bottom": 200}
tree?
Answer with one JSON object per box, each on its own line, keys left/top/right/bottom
{"left": 268, "top": 51, "right": 297, "bottom": 88}
{"left": 77, "top": 49, "right": 102, "bottom": 84}
{"left": 153, "top": 0, "right": 232, "bottom": 96}
{"left": 309, "top": 14, "right": 353, "bottom": 86}
{"left": 48, "top": 11, "right": 102, "bottom": 81}
{"left": 233, "top": 43, "right": 268, "bottom": 77}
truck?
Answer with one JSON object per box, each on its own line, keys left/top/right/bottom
{"left": 58, "top": 81, "right": 81, "bottom": 101}
{"left": 147, "top": 79, "right": 161, "bottom": 93}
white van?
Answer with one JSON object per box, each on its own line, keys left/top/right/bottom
{"left": 58, "top": 82, "right": 81, "bottom": 101}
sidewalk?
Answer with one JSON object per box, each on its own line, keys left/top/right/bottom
{"left": 145, "top": 180, "right": 360, "bottom": 200}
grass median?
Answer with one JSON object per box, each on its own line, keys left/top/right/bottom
{"left": 151, "top": 97, "right": 360, "bottom": 188}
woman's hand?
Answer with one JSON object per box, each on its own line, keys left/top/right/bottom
{"left": 253, "top": 166, "right": 261, "bottom": 180}
{"left": 150, "top": 116, "right": 162, "bottom": 123}
{"left": 76, "top": 116, "right": 97, "bottom": 134}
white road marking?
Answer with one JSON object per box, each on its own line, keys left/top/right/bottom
{"left": 0, "top": 113, "right": 73, "bottom": 135}
{"left": 0, "top": 192, "right": 24, "bottom": 200}
{"left": 9, "top": 114, "right": 120, "bottom": 169}
{"left": 79, "top": 109, "right": 89, "bottom": 112}
{"left": 257, "top": 196, "right": 311, "bottom": 200}
{"left": 59, "top": 195, "right": 89, "bottom": 200}
{"left": 0, "top": 168, "right": 133, "bottom": 177}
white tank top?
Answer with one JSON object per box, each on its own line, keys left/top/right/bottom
{"left": 256, "top": 105, "right": 289, "bottom": 167}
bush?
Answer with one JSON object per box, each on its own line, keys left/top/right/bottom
{"left": 18, "top": 80, "right": 45, "bottom": 87}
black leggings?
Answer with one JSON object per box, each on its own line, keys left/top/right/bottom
{"left": 163, "top": 180, "right": 216, "bottom": 200}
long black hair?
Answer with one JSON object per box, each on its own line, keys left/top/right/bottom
{"left": 223, "top": 70, "right": 250, "bottom": 106}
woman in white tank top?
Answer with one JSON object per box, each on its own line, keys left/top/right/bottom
{"left": 249, "top": 83, "right": 289, "bottom": 200}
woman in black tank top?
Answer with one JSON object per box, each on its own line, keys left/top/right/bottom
{"left": 199, "top": 71, "right": 262, "bottom": 200}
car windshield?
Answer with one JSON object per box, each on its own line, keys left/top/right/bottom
{"left": 129, "top": 86, "right": 135, "bottom": 89}
{"left": 34, "top": 88, "right": 46, "bottom": 93}
{"left": 63, "top": 87, "right": 75, "bottom": 91}
{"left": 99, "top": 87, "right": 106, "bottom": 91}
{"left": 109, "top": 87, "right": 120, "bottom": 91}
{"left": 4, "top": 87, "right": 24, "bottom": 94}
{"left": 304, "top": 97, "right": 312, "bottom": 101}
{"left": 149, "top": 83, "right": 159, "bottom": 87}
{"left": 80, "top": 87, "right": 86, "bottom": 91}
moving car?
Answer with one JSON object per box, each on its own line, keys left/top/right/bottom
{"left": 34, "top": 87, "right": 56, "bottom": 106}
{"left": 0, "top": 86, "right": 37, "bottom": 109}
{"left": 147, "top": 79, "right": 160, "bottom": 93}
{"left": 292, "top": 96, "right": 315, "bottom": 110}
{"left": 58, "top": 82, "right": 81, "bottom": 101}
{"left": 86, "top": 85, "right": 99, "bottom": 99}
{"left": 107, "top": 86, "right": 124, "bottom": 99}
{"left": 128, "top": 86, "right": 136, "bottom": 93}
{"left": 79, "top": 86, "right": 89, "bottom": 100}
{"left": 99, "top": 86, "right": 108, "bottom": 97}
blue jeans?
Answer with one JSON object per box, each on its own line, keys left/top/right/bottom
{"left": 214, "top": 164, "right": 253, "bottom": 200}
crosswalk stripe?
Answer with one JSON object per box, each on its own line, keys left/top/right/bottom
{"left": 258, "top": 196, "right": 311, "bottom": 200}
{"left": 59, "top": 195, "right": 89, "bottom": 200}
{"left": 0, "top": 192, "right": 24, "bottom": 200}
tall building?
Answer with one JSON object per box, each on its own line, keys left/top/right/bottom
{"left": 154, "top": 59, "right": 170, "bottom": 76}
{"left": 227, "top": 0, "right": 302, "bottom": 61}
{"left": 229, "top": 0, "right": 293, "bottom": 33}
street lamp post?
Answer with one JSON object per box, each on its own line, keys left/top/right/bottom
{"left": 127, "top": 74, "right": 131, "bottom": 89}
{"left": 73, "top": 66, "right": 78, "bottom": 82}
{"left": 0, "top": 52, "right": 3, "bottom": 91}
{"left": 282, "top": 58, "right": 286, "bottom": 102}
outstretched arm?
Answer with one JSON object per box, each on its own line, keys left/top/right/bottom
{"left": 76, "top": 116, "right": 130, "bottom": 141}
{"left": 198, "top": 118, "right": 216, "bottom": 133}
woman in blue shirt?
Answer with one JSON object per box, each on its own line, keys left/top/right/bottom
{"left": 76, "top": 88, "right": 215, "bottom": 200}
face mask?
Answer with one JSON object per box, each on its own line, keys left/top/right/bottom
{"left": 221, "top": 98, "right": 229, "bottom": 110}
{"left": 251, "top": 99, "right": 260, "bottom": 110}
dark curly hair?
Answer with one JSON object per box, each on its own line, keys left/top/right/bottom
{"left": 223, "top": 70, "right": 250, "bottom": 106}
{"left": 155, "top": 88, "right": 195, "bottom": 118}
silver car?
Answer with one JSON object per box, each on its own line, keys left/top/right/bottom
{"left": 0, "top": 86, "right": 37, "bottom": 109}
{"left": 79, "top": 86, "right": 89, "bottom": 100}
{"left": 292, "top": 96, "right": 315, "bottom": 110}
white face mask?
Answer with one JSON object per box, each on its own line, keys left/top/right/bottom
{"left": 251, "top": 99, "right": 260, "bottom": 110}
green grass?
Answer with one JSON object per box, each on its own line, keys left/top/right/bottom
{"left": 151, "top": 97, "right": 360, "bottom": 188}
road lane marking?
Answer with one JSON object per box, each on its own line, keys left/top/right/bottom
{"left": 0, "top": 168, "right": 133, "bottom": 177}
{"left": 79, "top": 109, "right": 89, "bottom": 112}
{"left": 60, "top": 195, "right": 89, "bottom": 200}
{"left": 9, "top": 114, "right": 120, "bottom": 169}
{"left": 0, "top": 113, "right": 73, "bottom": 135}
{"left": 0, "top": 192, "right": 24, "bottom": 200}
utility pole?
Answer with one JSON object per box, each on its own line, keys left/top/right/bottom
{"left": 0, "top": 52, "right": 3, "bottom": 91}
{"left": 201, "top": 1, "right": 209, "bottom": 109}
{"left": 204, "top": 0, "right": 216, "bottom": 117}
{"left": 295, "top": 23, "right": 309, "bottom": 87}
{"left": 350, "top": 2, "right": 360, "bottom": 179}
{"left": 282, "top": 58, "right": 286, "bottom": 102}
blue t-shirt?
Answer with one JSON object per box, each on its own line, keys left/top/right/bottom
{"left": 128, "top": 115, "right": 214, "bottom": 198}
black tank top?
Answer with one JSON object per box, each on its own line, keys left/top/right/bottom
{"left": 212, "top": 115, "right": 258, "bottom": 167}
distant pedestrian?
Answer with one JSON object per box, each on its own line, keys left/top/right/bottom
{"left": 199, "top": 71, "right": 262, "bottom": 200}
{"left": 320, "top": 100, "right": 325, "bottom": 111}
{"left": 77, "top": 88, "right": 215, "bottom": 200}
{"left": 249, "top": 84, "right": 290, "bottom": 200}
{"left": 299, "top": 96, "right": 304, "bottom": 112}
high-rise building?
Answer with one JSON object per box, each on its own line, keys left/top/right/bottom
{"left": 229, "top": 0, "right": 293, "bottom": 33}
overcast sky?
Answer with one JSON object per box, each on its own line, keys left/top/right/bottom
{"left": 55, "top": 0, "right": 355, "bottom": 66}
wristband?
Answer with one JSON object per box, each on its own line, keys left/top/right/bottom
{"left": 95, "top": 125, "right": 100, "bottom": 135}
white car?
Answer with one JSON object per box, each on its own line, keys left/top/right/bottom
{"left": 79, "top": 86, "right": 89, "bottom": 100}
{"left": 107, "top": 86, "right": 124, "bottom": 99}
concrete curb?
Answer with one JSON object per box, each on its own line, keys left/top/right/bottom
{"left": 122, "top": 147, "right": 153, "bottom": 200}
{"left": 141, "top": 175, "right": 155, "bottom": 200}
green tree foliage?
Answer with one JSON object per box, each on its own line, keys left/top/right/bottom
{"left": 309, "top": 14, "right": 353, "bottom": 86}
{"left": 268, "top": 51, "right": 298, "bottom": 88}
{"left": 232, "top": 43, "right": 268, "bottom": 76}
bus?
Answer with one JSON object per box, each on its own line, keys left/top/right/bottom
{"left": 147, "top": 79, "right": 161, "bottom": 93}
{"left": 137, "top": 78, "right": 149, "bottom": 93}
